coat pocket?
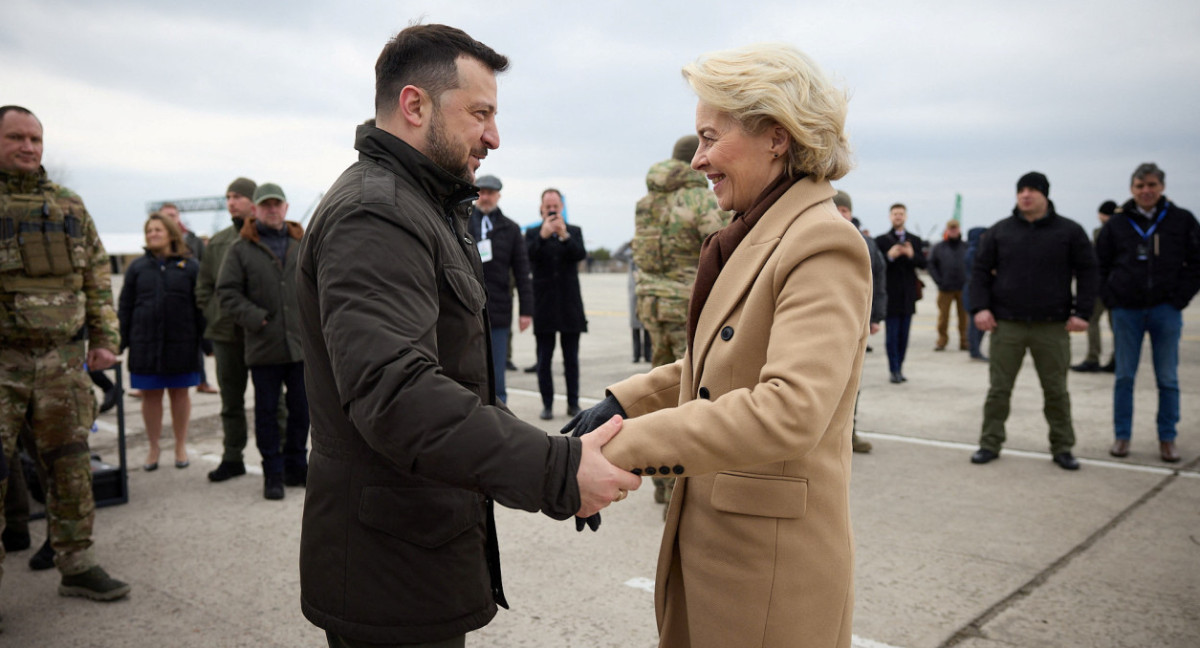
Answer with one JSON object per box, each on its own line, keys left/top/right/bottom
{"left": 357, "top": 485, "right": 483, "bottom": 549}
{"left": 710, "top": 471, "right": 807, "bottom": 519}
{"left": 444, "top": 266, "right": 486, "bottom": 314}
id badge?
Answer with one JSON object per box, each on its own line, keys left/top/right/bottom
{"left": 477, "top": 238, "right": 493, "bottom": 263}
{"left": 1136, "top": 242, "right": 1149, "bottom": 261}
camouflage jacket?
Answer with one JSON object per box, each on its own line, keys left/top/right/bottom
{"left": 0, "top": 167, "right": 119, "bottom": 351}
{"left": 631, "top": 159, "right": 729, "bottom": 301}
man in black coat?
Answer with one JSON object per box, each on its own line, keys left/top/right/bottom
{"left": 526, "top": 188, "right": 588, "bottom": 420}
{"left": 295, "top": 25, "right": 638, "bottom": 647}
{"left": 1096, "top": 162, "right": 1200, "bottom": 463}
{"left": 876, "top": 203, "right": 927, "bottom": 383}
{"left": 929, "top": 219, "right": 968, "bottom": 351}
{"left": 468, "top": 175, "right": 532, "bottom": 404}
{"left": 969, "top": 172, "right": 1097, "bottom": 471}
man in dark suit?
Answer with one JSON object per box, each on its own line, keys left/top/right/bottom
{"left": 526, "top": 188, "right": 587, "bottom": 420}
{"left": 875, "top": 203, "right": 926, "bottom": 383}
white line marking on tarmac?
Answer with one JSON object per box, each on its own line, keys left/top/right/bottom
{"left": 858, "top": 431, "right": 1195, "bottom": 477}
{"left": 200, "top": 453, "right": 262, "bottom": 475}
{"left": 93, "top": 419, "right": 117, "bottom": 432}
{"left": 623, "top": 577, "right": 654, "bottom": 593}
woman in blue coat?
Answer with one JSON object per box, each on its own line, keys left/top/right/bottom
{"left": 118, "top": 213, "right": 205, "bottom": 470}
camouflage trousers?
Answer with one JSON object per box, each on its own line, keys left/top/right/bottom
{"left": 636, "top": 295, "right": 689, "bottom": 369}
{"left": 0, "top": 340, "right": 98, "bottom": 584}
{"left": 636, "top": 295, "right": 689, "bottom": 503}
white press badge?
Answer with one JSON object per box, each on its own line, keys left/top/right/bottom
{"left": 476, "top": 238, "right": 493, "bottom": 263}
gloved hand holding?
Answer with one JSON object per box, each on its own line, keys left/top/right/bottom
{"left": 561, "top": 394, "right": 626, "bottom": 438}
{"left": 561, "top": 395, "right": 628, "bottom": 532}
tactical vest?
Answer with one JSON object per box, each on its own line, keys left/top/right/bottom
{"left": 0, "top": 181, "right": 89, "bottom": 341}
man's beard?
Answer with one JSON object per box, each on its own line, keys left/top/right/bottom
{"left": 426, "top": 109, "right": 472, "bottom": 183}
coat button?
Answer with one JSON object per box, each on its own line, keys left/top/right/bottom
{"left": 631, "top": 468, "right": 642, "bottom": 476}
{"left": 672, "top": 465, "right": 684, "bottom": 475}
{"left": 659, "top": 465, "right": 670, "bottom": 475}
{"left": 720, "top": 326, "right": 734, "bottom": 341}
{"left": 645, "top": 466, "right": 657, "bottom": 476}
{"left": 698, "top": 387, "right": 710, "bottom": 399}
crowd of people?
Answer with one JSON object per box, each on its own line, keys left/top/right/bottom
{"left": 1, "top": 20, "right": 1197, "bottom": 648}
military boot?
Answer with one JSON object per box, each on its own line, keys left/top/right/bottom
{"left": 59, "top": 566, "right": 131, "bottom": 601}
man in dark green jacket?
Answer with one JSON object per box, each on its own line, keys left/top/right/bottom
{"left": 296, "top": 25, "right": 639, "bottom": 647}
{"left": 216, "top": 183, "right": 308, "bottom": 500}
{"left": 195, "top": 177, "right": 256, "bottom": 482}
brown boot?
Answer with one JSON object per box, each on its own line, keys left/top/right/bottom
{"left": 852, "top": 432, "right": 872, "bottom": 453}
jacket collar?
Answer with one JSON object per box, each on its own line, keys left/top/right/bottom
{"left": 238, "top": 216, "right": 304, "bottom": 243}
{"left": 1008, "top": 200, "right": 1061, "bottom": 227}
{"left": 355, "top": 125, "right": 479, "bottom": 214}
{"left": 1, "top": 166, "right": 48, "bottom": 194}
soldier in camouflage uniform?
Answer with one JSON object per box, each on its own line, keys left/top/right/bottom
{"left": 0, "top": 106, "right": 130, "bottom": 603}
{"left": 631, "top": 135, "right": 730, "bottom": 507}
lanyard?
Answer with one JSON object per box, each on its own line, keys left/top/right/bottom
{"left": 1128, "top": 204, "right": 1167, "bottom": 240}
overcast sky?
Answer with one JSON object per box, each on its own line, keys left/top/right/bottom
{"left": 5, "top": 0, "right": 1199, "bottom": 250}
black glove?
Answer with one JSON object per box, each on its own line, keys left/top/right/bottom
{"left": 561, "top": 395, "right": 627, "bottom": 532}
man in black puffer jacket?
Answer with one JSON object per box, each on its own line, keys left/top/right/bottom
{"left": 1096, "top": 162, "right": 1200, "bottom": 463}
{"left": 969, "top": 171, "right": 1097, "bottom": 471}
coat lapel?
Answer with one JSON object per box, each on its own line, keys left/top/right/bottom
{"left": 690, "top": 178, "right": 836, "bottom": 383}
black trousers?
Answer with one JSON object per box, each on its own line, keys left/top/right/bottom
{"left": 535, "top": 331, "right": 580, "bottom": 410}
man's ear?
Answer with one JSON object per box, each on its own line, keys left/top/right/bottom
{"left": 398, "top": 85, "right": 428, "bottom": 128}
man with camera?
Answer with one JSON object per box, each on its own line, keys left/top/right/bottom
{"left": 526, "top": 189, "right": 588, "bottom": 420}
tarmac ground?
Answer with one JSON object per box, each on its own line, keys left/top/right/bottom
{"left": 2, "top": 271, "right": 1198, "bottom": 647}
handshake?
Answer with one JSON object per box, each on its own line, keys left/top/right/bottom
{"left": 561, "top": 396, "right": 640, "bottom": 532}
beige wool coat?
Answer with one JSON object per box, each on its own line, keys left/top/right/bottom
{"left": 604, "top": 178, "right": 871, "bottom": 648}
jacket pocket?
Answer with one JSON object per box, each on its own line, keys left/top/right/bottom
{"left": 711, "top": 471, "right": 807, "bottom": 519}
{"left": 444, "top": 266, "right": 486, "bottom": 314}
{"left": 357, "top": 485, "right": 483, "bottom": 549}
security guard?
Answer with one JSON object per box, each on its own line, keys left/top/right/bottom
{"left": 0, "top": 105, "right": 130, "bottom": 602}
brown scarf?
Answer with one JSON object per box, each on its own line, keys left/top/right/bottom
{"left": 687, "top": 173, "right": 803, "bottom": 352}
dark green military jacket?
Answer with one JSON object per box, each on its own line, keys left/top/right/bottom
{"left": 195, "top": 222, "right": 242, "bottom": 342}
{"left": 215, "top": 217, "right": 304, "bottom": 366}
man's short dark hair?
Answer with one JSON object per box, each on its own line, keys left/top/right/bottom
{"left": 0, "top": 105, "right": 39, "bottom": 125}
{"left": 541, "top": 188, "right": 563, "bottom": 202}
{"left": 374, "top": 24, "right": 509, "bottom": 116}
{"left": 889, "top": 203, "right": 906, "bottom": 212}
{"left": 1131, "top": 162, "right": 1165, "bottom": 185}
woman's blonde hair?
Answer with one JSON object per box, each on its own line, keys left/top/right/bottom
{"left": 682, "top": 43, "right": 852, "bottom": 182}
{"left": 145, "top": 212, "right": 193, "bottom": 258}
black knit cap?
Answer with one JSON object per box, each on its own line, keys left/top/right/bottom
{"left": 1098, "top": 200, "right": 1117, "bottom": 215}
{"left": 1016, "top": 171, "right": 1050, "bottom": 197}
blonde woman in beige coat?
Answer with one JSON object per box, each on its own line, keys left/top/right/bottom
{"left": 564, "top": 44, "right": 870, "bottom": 648}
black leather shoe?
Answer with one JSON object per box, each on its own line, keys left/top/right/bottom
{"left": 505, "top": 360, "right": 518, "bottom": 371}
{"left": 29, "top": 538, "right": 55, "bottom": 571}
{"left": 567, "top": 404, "right": 581, "bottom": 417}
{"left": 889, "top": 372, "right": 903, "bottom": 384}
{"left": 264, "top": 475, "right": 285, "bottom": 500}
{"left": 539, "top": 408, "right": 553, "bottom": 420}
{"left": 207, "top": 461, "right": 246, "bottom": 482}
{"left": 98, "top": 387, "right": 121, "bottom": 414}
{"left": 971, "top": 448, "right": 999, "bottom": 464}
{"left": 899, "top": 373, "right": 908, "bottom": 382}
{"left": 1100, "top": 359, "right": 1115, "bottom": 373}
{"left": 1052, "top": 452, "right": 1080, "bottom": 470}
{"left": 524, "top": 364, "right": 538, "bottom": 374}
{"left": 1071, "top": 361, "right": 1101, "bottom": 373}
